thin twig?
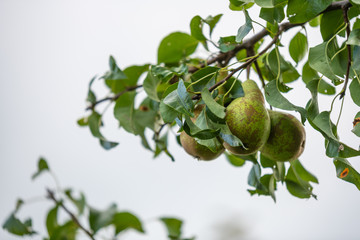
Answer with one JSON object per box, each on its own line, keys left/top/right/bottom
{"left": 188, "top": 1, "right": 351, "bottom": 74}
{"left": 86, "top": 85, "right": 143, "bottom": 111}
{"left": 340, "top": 5, "right": 352, "bottom": 99}
{"left": 192, "top": 24, "right": 289, "bottom": 100}
{"left": 46, "top": 189, "right": 95, "bottom": 240}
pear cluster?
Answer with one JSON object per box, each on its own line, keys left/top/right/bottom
{"left": 180, "top": 79, "right": 306, "bottom": 162}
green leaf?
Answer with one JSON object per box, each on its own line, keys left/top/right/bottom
{"left": 158, "top": 32, "right": 198, "bottom": 64}
{"left": 312, "top": 111, "right": 338, "bottom": 141}
{"left": 265, "top": 80, "right": 307, "bottom": 124}
{"left": 201, "top": 88, "right": 226, "bottom": 119}
{"left": 103, "top": 56, "right": 127, "bottom": 81}
{"left": 289, "top": 32, "right": 308, "bottom": 63}
{"left": 143, "top": 65, "right": 174, "bottom": 102}
{"left": 64, "top": 189, "right": 86, "bottom": 215}
{"left": 89, "top": 204, "right": 117, "bottom": 233}
{"left": 31, "top": 157, "right": 50, "bottom": 180}
{"left": 318, "top": 79, "right": 336, "bottom": 95}
{"left": 285, "top": 161, "right": 317, "bottom": 199}
{"left": 309, "top": 15, "right": 321, "bottom": 27}
{"left": 2, "top": 214, "right": 35, "bottom": 236}
{"left": 320, "top": 10, "right": 345, "bottom": 41}
{"left": 225, "top": 153, "right": 246, "bottom": 167}
{"left": 160, "top": 217, "right": 183, "bottom": 239}
{"left": 302, "top": 61, "right": 319, "bottom": 84}
{"left": 352, "top": 122, "right": 360, "bottom": 137}
{"left": 162, "top": 90, "right": 193, "bottom": 119}
{"left": 183, "top": 115, "right": 220, "bottom": 140}
{"left": 177, "top": 80, "right": 195, "bottom": 113}
{"left": 113, "top": 212, "right": 144, "bottom": 235}
{"left": 46, "top": 205, "right": 59, "bottom": 236}
{"left": 154, "top": 133, "right": 175, "bottom": 161}
{"left": 236, "top": 10, "right": 253, "bottom": 43}
{"left": 259, "top": 5, "right": 285, "bottom": 23}
{"left": 204, "top": 14, "right": 223, "bottom": 36}
{"left": 106, "top": 64, "right": 149, "bottom": 93}
{"left": 260, "top": 153, "right": 276, "bottom": 168}
{"left": 326, "top": 140, "right": 360, "bottom": 158}
{"left": 287, "top": 0, "right": 332, "bottom": 23}
{"left": 190, "top": 66, "right": 219, "bottom": 92}
{"left": 218, "top": 36, "right": 237, "bottom": 53}
{"left": 88, "top": 112, "right": 118, "bottom": 150}
{"left": 348, "top": 29, "right": 360, "bottom": 46}
{"left": 265, "top": 49, "right": 300, "bottom": 83}
{"left": 77, "top": 117, "right": 89, "bottom": 127}
{"left": 50, "top": 221, "right": 77, "bottom": 240}
{"left": 291, "top": 159, "right": 318, "bottom": 183}
{"left": 334, "top": 158, "right": 360, "bottom": 190}
{"left": 160, "top": 101, "right": 179, "bottom": 123}
{"left": 350, "top": 78, "right": 360, "bottom": 107}
{"left": 308, "top": 41, "right": 342, "bottom": 85}
{"left": 190, "top": 16, "right": 207, "bottom": 50}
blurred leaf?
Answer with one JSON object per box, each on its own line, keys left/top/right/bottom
{"left": 260, "top": 153, "right": 276, "bottom": 168}
{"left": 259, "top": 5, "right": 285, "bottom": 23}
{"left": 190, "top": 15, "right": 207, "bottom": 50}
{"left": 348, "top": 29, "right": 360, "bottom": 46}
{"left": 89, "top": 112, "right": 118, "bottom": 150}
{"left": 158, "top": 32, "right": 198, "bottom": 64}
{"left": 201, "top": 88, "right": 226, "bottom": 119}
{"left": 50, "top": 221, "right": 77, "bottom": 240}
{"left": 236, "top": 10, "right": 253, "bottom": 43}
{"left": 15, "top": 199, "right": 24, "bottom": 212}
{"left": 309, "top": 15, "right": 321, "bottom": 27}
{"left": 291, "top": 159, "right": 318, "bottom": 184}
{"left": 302, "top": 62, "right": 319, "bottom": 84}
{"left": 154, "top": 133, "right": 175, "bottom": 161}
{"left": 218, "top": 36, "right": 237, "bottom": 53}
{"left": 77, "top": 117, "right": 89, "bottom": 127}
{"left": 350, "top": 78, "right": 360, "bottom": 107}
{"left": 46, "top": 205, "right": 59, "bottom": 236}
{"left": 265, "top": 80, "right": 307, "bottom": 123}
{"left": 64, "top": 189, "right": 86, "bottom": 215}
{"left": 160, "top": 217, "right": 183, "bottom": 239}
{"left": 32, "top": 157, "right": 50, "bottom": 180}
{"left": 106, "top": 64, "right": 149, "bottom": 93}
{"left": 225, "top": 153, "right": 246, "bottom": 167}
{"left": 289, "top": 32, "right": 308, "bottom": 63}
{"left": 333, "top": 157, "right": 360, "bottom": 190}
{"left": 287, "top": 0, "right": 332, "bottom": 23}
{"left": 113, "top": 212, "right": 144, "bottom": 235}
{"left": 204, "top": 14, "right": 223, "bottom": 36}
{"left": 2, "top": 214, "right": 35, "bottom": 236}
{"left": 103, "top": 56, "right": 127, "bottom": 81}
{"left": 89, "top": 204, "right": 117, "bottom": 233}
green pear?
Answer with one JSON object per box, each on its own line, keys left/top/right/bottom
{"left": 224, "top": 79, "right": 270, "bottom": 155}
{"left": 180, "top": 131, "right": 224, "bottom": 161}
{"left": 260, "top": 110, "right": 306, "bottom": 162}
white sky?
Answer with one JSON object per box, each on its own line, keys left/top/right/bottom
{"left": 1, "top": 0, "right": 360, "bottom": 240}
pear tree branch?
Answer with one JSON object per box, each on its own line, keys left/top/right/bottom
{"left": 340, "top": 4, "right": 352, "bottom": 99}
{"left": 46, "top": 189, "right": 95, "bottom": 240}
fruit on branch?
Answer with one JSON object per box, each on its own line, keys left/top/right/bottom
{"left": 180, "top": 105, "right": 224, "bottom": 161}
{"left": 180, "top": 132, "right": 224, "bottom": 161}
{"left": 224, "top": 79, "right": 270, "bottom": 155}
{"left": 260, "top": 110, "right": 306, "bottom": 162}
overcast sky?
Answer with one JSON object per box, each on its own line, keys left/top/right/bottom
{"left": 1, "top": 0, "right": 360, "bottom": 240}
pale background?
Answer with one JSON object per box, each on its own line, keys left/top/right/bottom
{"left": 1, "top": 0, "right": 360, "bottom": 240}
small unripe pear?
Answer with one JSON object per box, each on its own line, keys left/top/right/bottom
{"left": 260, "top": 110, "right": 306, "bottom": 162}
{"left": 224, "top": 79, "right": 270, "bottom": 155}
{"left": 180, "top": 131, "right": 224, "bottom": 161}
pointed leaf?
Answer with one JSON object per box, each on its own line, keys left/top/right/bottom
{"left": 334, "top": 157, "right": 360, "bottom": 190}
{"left": 32, "top": 157, "right": 50, "bottom": 180}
